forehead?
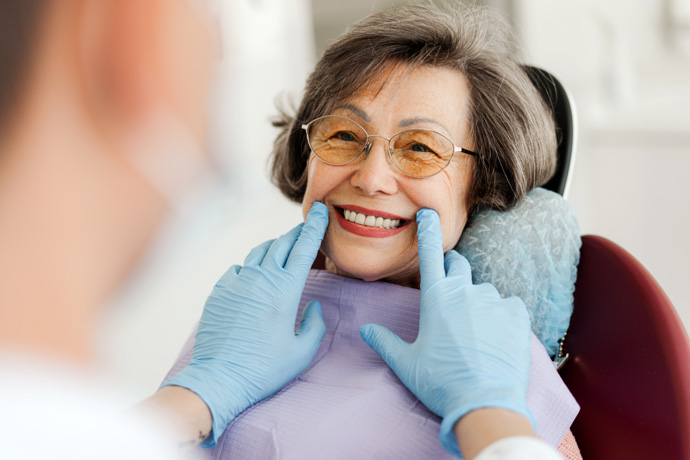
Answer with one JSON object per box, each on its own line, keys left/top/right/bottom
{"left": 336, "top": 64, "right": 472, "bottom": 134}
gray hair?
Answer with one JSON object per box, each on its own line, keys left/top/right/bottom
{"left": 270, "top": 3, "right": 556, "bottom": 212}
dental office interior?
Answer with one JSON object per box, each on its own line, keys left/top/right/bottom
{"left": 98, "top": 0, "right": 690, "bottom": 405}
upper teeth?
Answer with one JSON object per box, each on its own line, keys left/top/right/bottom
{"left": 343, "top": 209, "right": 401, "bottom": 229}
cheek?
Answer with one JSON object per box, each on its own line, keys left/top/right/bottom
{"left": 163, "top": 3, "right": 217, "bottom": 141}
{"left": 441, "top": 207, "right": 468, "bottom": 252}
{"left": 301, "top": 158, "right": 318, "bottom": 219}
{"left": 301, "top": 158, "right": 346, "bottom": 219}
{"left": 411, "top": 169, "right": 472, "bottom": 252}
{"left": 441, "top": 170, "right": 473, "bottom": 250}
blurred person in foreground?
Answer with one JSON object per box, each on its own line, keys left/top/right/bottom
{"left": 0, "top": 1, "right": 565, "bottom": 459}
{"left": 0, "top": 1, "right": 224, "bottom": 457}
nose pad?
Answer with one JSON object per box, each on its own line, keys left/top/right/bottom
{"left": 363, "top": 142, "right": 373, "bottom": 159}
{"left": 362, "top": 137, "right": 392, "bottom": 164}
{"left": 351, "top": 137, "right": 398, "bottom": 196}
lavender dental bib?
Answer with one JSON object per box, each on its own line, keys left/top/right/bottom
{"left": 165, "top": 270, "right": 579, "bottom": 459}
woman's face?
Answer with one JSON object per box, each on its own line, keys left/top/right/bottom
{"left": 301, "top": 65, "right": 475, "bottom": 286}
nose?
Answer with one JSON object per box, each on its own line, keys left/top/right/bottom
{"left": 349, "top": 136, "right": 398, "bottom": 196}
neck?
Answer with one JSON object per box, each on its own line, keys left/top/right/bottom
{"left": 324, "top": 257, "right": 421, "bottom": 289}
{"left": 0, "top": 123, "right": 101, "bottom": 363}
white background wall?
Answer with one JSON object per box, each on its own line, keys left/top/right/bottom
{"left": 96, "top": 0, "right": 690, "bottom": 405}
{"left": 514, "top": 0, "right": 690, "bottom": 329}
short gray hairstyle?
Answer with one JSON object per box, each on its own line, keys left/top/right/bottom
{"left": 270, "top": 3, "right": 556, "bottom": 212}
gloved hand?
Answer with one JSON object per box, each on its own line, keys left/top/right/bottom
{"left": 360, "top": 208, "right": 534, "bottom": 457}
{"left": 163, "top": 202, "right": 329, "bottom": 447}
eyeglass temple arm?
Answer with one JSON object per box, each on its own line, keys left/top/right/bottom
{"left": 455, "top": 146, "right": 478, "bottom": 156}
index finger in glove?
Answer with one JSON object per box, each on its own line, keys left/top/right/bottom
{"left": 215, "top": 264, "right": 242, "bottom": 286}
{"left": 261, "top": 223, "right": 304, "bottom": 269}
{"left": 243, "top": 238, "right": 277, "bottom": 267}
{"left": 284, "top": 202, "right": 329, "bottom": 278}
{"left": 443, "top": 250, "right": 473, "bottom": 285}
{"left": 416, "top": 208, "right": 446, "bottom": 288}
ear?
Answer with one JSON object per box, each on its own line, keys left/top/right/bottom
{"left": 78, "top": 0, "right": 216, "bottom": 143}
{"left": 78, "top": 0, "right": 163, "bottom": 122}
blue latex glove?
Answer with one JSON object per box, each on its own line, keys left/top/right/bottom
{"left": 360, "top": 208, "right": 534, "bottom": 457}
{"left": 163, "top": 202, "right": 329, "bottom": 447}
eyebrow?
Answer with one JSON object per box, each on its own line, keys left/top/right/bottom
{"left": 332, "top": 105, "right": 453, "bottom": 137}
{"left": 399, "top": 117, "right": 452, "bottom": 136}
{"left": 333, "top": 104, "right": 371, "bottom": 122}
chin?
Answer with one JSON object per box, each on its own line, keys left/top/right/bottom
{"left": 324, "top": 251, "right": 420, "bottom": 287}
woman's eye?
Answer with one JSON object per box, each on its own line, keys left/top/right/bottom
{"left": 335, "top": 131, "right": 356, "bottom": 142}
{"left": 406, "top": 143, "right": 441, "bottom": 157}
{"left": 411, "top": 143, "right": 431, "bottom": 153}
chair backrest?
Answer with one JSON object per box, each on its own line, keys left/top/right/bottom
{"left": 560, "top": 235, "right": 690, "bottom": 459}
{"left": 522, "top": 66, "right": 577, "bottom": 198}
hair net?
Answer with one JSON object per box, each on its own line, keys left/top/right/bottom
{"left": 455, "top": 188, "right": 581, "bottom": 358}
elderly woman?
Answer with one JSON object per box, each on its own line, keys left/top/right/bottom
{"left": 164, "top": 4, "right": 581, "bottom": 459}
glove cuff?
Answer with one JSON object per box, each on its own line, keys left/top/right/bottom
{"left": 439, "top": 400, "right": 536, "bottom": 458}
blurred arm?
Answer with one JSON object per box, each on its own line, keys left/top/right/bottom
{"left": 135, "top": 386, "right": 212, "bottom": 450}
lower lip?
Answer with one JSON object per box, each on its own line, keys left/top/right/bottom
{"left": 334, "top": 210, "right": 409, "bottom": 238}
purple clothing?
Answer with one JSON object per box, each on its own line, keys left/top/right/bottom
{"left": 165, "top": 270, "right": 579, "bottom": 459}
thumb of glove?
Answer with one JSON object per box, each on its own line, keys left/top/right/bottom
{"left": 295, "top": 300, "right": 327, "bottom": 360}
{"left": 360, "top": 323, "right": 407, "bottom": 370}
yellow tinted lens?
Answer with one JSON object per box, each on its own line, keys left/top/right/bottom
{"left": 308, "top": 117, "right": 367, "bottom": 164}
{"left": 391, "top": 130, "right": 454, "bottom": 177}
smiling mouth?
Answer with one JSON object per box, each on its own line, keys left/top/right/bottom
{"left": 335, "top": 206, "right": 408, "bottom": 229}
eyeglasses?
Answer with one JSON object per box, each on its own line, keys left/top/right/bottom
{"left": 302, "top": 115, "right": 477, "bottom": 178}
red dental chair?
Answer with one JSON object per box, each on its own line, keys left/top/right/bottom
{"left": 559, "top": 236, "right": 690, "bottom": 459}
